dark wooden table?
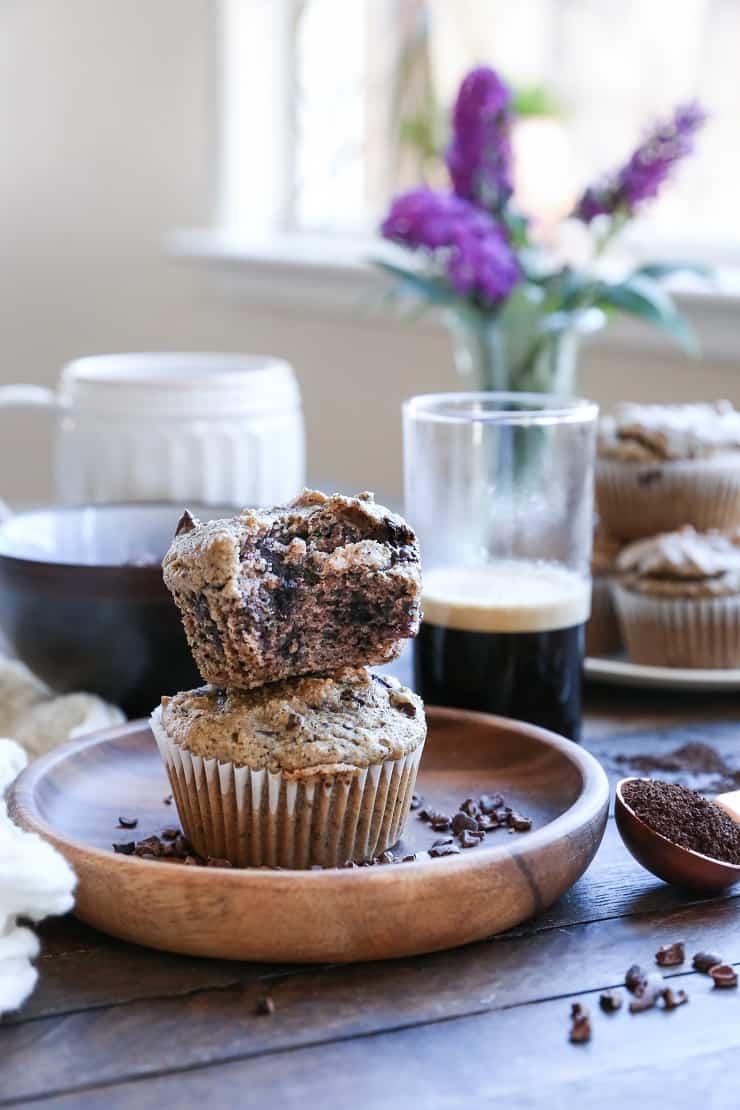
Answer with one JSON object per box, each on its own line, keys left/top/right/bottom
{"left": 3, "top": 683, "right": 740, "bottom": 1109}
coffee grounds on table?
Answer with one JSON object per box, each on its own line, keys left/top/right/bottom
{"left": 615, "top": 743, "right": 740, "bottom": 794}
{"left": 623, "top": 779, "right": 740, "bottom": 865}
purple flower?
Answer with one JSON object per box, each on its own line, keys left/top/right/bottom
{"left": 381, "top": 187, "right": 520, "bottom": 304}
{"left": 575, "top": 101, "right": 706, "bottom": 222}
{"left": 446, "top": 66, "right": 513, "bottom": 212}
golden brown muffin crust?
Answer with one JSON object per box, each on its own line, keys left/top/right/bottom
{"left": 160, "top": 667, "right": 425, "bottom": 776}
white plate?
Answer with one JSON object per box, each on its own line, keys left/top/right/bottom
{"left": 584, "top": 656, "right": 740, "bottom": 692}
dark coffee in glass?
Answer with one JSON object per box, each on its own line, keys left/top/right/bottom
{"left": 414, "top": 563, "right": 590, "bottom": 742}
{"left": 403, "top": 392, "right": 597, "bottom": 742}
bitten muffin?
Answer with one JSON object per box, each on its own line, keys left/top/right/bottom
{"left": 163, "top": 490, "right": 422, "bottom": 688}
{"left": 612, "top": 526, "right": 740, "bottom": 668}
{"left": 151, "top": 667, "right": 426, "bottom": 868}
{"left": 596, "top": 401, "right": 740, "bottom": 540}
{"left": 586, "top": 521, "right": 623, "bottom": 657}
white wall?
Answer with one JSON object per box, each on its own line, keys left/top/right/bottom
{"left": 1, "top": 0, "right": 738, "bottom": 506}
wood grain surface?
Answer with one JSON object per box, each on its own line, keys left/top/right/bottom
{"left": 3, "top": 691, "right": 740, "bottom": 1108}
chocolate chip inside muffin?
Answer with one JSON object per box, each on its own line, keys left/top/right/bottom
{"left": 162, "top": 490, "right": 422, "bottom": 688}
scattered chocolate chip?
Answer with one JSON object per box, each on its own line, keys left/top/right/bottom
{"left": 599, "top": 990, "right": 622, "bottom": 1013}
{"left": 117, "top": 816, "right": 138, "bottom": 829}
{"left": 429, "top": 842, "right": 461, "bottom": 858}
{"left": 507, "top": 812, "right": 532, "bottom": 832}
{"left": 476, "top": 813, "right": 499, "bottom": 831}
{"left": 160, "top": 827, "right": 179, "bottom": 840}
{"left": 134, "top": 836, "right": 163, "bottom": 857}
{"left": 431, "top": 837, "right": 454, "bottom": 848}
{"left": 113, "top": 841, "right": 135, "bottom": 855}
{"left": 255, "top": 996, "right": 275, "bottom": 1016}
{"left": 710, "top": 964, "right": 738, "bottom": 989}
{"left": 569, "top": 1006, "right": 591, "bottom": 1044}
{"left": 206, "top": 857, "right": 233, "bottom": 868}
{"left": 431, "top": 815, "right": 452, "bottom": 832}
{"left": 629, "top": 973, "right": 665, "bottom": 1012}
{"left": 656, "top": 941, "right": 685, "bottom": 967}
{"left": 163, "top": 795, "right": 173, "bottom": 805}
{"left": 661, "top": 987, "right": 689, "bottom": 1010}
{"left": 175, "top": 509, "right": 198, "bottom": 536}
{"left": 451, "top": 811, "right": 479, "bottom": 835}
{"left": 460, "top": 798, "right": 480, "bottom": 818}
{"left": 378, "top": 850, "right": 396, "bottom": 864}
{"left": 460, "top": 830, "right": 484, "bottom": 849}
{"left": 625, "top": 964, "right": 648, "bottom": 995}
{"left": 402, "top": 853, "right": 417, "bottom": 863}
{"left": 341, "top": 859, "right": 359, "bottom": 869}
{"left": 693, "top": 951, "right": 723, "bottom": 973}
{"left": 409, "top": 794, "right": 423, "bottom": 811}
{"left": 479, "top": 793, "right": 504, "bottom": 814}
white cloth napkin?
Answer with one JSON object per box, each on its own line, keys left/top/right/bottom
{"left": 0, "top": 657, "right": 123, "bottom": 1015}
{"left": 0, "top": 657, "right": 124, "bottom": 758}
{"left": 0, "top": 739, "right": 77, "bottom": 1014}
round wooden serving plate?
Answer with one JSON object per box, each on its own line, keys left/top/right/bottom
{"left": 9, "top": 708, "right": 609, "bottom": 963}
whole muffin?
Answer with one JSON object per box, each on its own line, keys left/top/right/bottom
{"left": 162, "top": 490, "right": 422, "bottom": 689}
{"left": 151, "top": 668, "right": 426, "bottom": 868}
{"left": 596, "top": 401, "right": 740, "bottom": 540}
{"left": 612, "top": 526, "right": 740, "bottom": 668}
{"left": 586, "top": 522, "right": 623, "bottom": 657}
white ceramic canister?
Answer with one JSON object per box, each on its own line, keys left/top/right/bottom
{"left": 0, "top": 353, "right": 305, "bottom": 506}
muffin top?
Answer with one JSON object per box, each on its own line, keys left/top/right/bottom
{"left": 159, "top": 668, "right": 425, "bottom": 776}
{"left": 592, "top": 520, "right": 622, "bottom": 576}
{"left": 617, "top": 526, "right": 740, "bottom": 598}
{"left": 598, "top": 401, "right": 740, "bottom": 462}
{"left": 163, "top": 489, "right": 420, "bottom": 598}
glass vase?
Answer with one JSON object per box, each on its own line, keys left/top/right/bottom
{"left": 448, "top": 302, "right": 604, "bottom": 395}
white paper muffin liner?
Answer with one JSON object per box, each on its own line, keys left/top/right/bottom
{"left": 586, "top": 575, "right": 622, "bottom": 657}
{"left": 596, "top": 456, "right": 740, "bottom": 541}
{"left": 612, "top": 583, "right": 740, "bottom": 668}
{"left": 150, "top": 706, "right": 425, "bottom": 868}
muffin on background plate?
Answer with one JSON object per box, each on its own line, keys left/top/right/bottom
{"left": 596, "top": 401, "right": 740, "bottom": 541}
{"left": 162, "top": 490, "right": 421, "bottom": 689}
{"left": 150, "top": 668, "right": 425, "bottom": 869}
{"left": 612, "top": 527, "right": 740, "bottom": 669}
{"left": 586, "top": 522, "right": 623, "bottom": 658}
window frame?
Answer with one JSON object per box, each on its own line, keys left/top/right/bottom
{"left": 168, "top": 0, "right": 740, "bottom": 361}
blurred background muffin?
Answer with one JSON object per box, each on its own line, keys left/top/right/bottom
{"left": 612, "top": 526, "right": 740, "bottom": 668}
{"left": 596, "top": 402, "right": 740, "bottom": 541}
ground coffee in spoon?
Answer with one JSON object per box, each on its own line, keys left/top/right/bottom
{"left": 622, "top": 779, "right": 740, "bottom": 865}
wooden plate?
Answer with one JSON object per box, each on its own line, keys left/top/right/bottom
{"left": 9, "top": 708, "right": 608, "bottom": 963}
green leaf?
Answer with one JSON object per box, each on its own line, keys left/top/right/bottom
{"left": 372, "top": 259, "right": 456, "bottom": 307}
{"left": 633, "top": 261, "right": 711, "bottom": 282}
{"left": 595, "top": 274, "right": 699, "bottom": 355}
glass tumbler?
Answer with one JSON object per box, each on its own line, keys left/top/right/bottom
{"left": 403, "top": 392, "right": 598, "bottom": 742}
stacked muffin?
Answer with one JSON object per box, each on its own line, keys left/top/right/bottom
{"left": 592, "top": 401, "right": 740, "bottom": 667}
{"left": 152, "top": 490, "right": 426, "bottom": 868}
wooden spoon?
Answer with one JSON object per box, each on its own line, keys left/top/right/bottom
{"left": 615, "top": 778, "right": 740, "bottom": 893}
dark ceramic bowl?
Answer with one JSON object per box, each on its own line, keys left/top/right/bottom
{"left": 0, "top": 503, "right": 233, "bottom": 718}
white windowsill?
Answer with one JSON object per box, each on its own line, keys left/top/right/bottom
{"left": 168, "top": 228, "right": 740, "bottom": 362}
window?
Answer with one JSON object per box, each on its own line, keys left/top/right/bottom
{"left": 220, "top": 0, "right": 740, "bottom": 263}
